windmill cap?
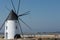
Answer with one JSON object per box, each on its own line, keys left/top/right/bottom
{"left": 7, "top": 10, "right": 18, "bottom": 20}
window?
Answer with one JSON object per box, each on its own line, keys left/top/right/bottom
{"left": 16, "top": 26, "right": 17, "bottom": 29}
{"left": 6, "top": 26, "right": 7, "bottom": 30}
{"left": 6, "top": 32, "right": 8, "bottom": 39}
{"left": 15, "top": 21, "right": 17, "bottom": 23}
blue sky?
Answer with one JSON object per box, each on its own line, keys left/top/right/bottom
{"left": 0, "top": 0, "right": 60, "bottom": 32}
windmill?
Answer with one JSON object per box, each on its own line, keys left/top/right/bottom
{"left": 0, "top": 0, "right": 31, "bottom": 39}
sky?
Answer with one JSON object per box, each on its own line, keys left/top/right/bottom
{"left": 0, "top": 0, "right": 60, "bottom": 33}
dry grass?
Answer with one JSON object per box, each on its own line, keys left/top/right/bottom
{"left": 1, "top": 34, "right": 60, "bottom": 40}
{"left": 0, "top": 36, "right": 60, "bottom": 40}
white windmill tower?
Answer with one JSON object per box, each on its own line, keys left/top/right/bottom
{"left": 0, "top": 0, "right": 31, "bottom": 39}
{"left": 5, "top": 10, "right": 20, "bottom": 39}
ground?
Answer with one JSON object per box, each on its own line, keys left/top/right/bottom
{"left": 0, "top": 37, "right": 60, "bottom": 40}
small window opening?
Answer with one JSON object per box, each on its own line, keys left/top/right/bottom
{"left": 6, "top": 32, "right": 8, "bottom": 39}
{"left": 6, "top": 26, "right": 7, "bottom": 30}
{"left": 16, "top": 26, "right": 17, "bottom": 29}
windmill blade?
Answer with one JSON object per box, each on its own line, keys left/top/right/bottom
{"left": 5, "top": 6, "right": 10, "bottom": 11}
{"left": 18, "top": 20, "right": 23, "bottom": 36}
{"left": 17, "top": 0, "right": 21, "bottom": 14}
{"left": 18, "top": 18, "right": 32, "bottom": 30}
{"left": 11, "top": 0, "right": 16, "bottom": 12}
{"left": 18, "top": 11, "right": 30, "bottom": 17}
{"left": 0, "top": 21, "right": 5, "bottom": 31}
{"left": 0, "top": 15, "right": 9, "bottom": 31}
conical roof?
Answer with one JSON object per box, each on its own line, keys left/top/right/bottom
{"left": 7, "top": 10, "right": 18, "bottom": 20}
